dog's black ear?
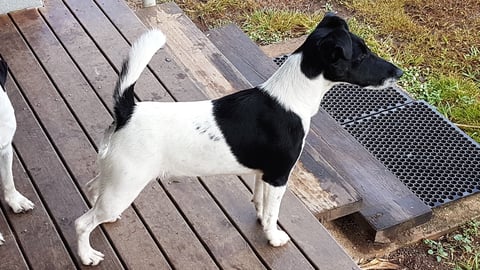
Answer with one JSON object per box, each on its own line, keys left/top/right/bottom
{"left": 318, "top": 29, "right": 353, "bottom": 62}
{"left": 0, "top": 59, "right": 7, "bottom": 90}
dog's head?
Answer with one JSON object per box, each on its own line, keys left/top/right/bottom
{"left": 294, "top": 13, "right": 403, "bottom": 87}
{"left": 0, "top": 59, "right": 7, "bottom": 92}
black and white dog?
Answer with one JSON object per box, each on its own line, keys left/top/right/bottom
{"left": 0, "top": 59, "right": 35, "bottom": 245}
{"left": 75, "top": 14, "right": 403, "bottom": 265}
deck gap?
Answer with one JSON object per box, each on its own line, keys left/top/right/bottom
{"left": 130, "top": 203, "right": 174, "bottom": 268}
{"left": 9, "top": 13, "right": 99, "bottom": 152}
{"left": 91, "top": 0, "right": 180, "bottom": 103}
{"left": 155, "top": 178, "right": 222, "bottom": 269}
{"left": 58, "top": 0, "right": 143, "bottom": 104}
{"left": 0, "top": 188, "right": 32, "bottom": 269}
{"left": 196, "top": 176, "right": 271, "bottom": 270}
{"left": 7, "top": 55, "right": 126, "bottom": 268}
{"left": 37, "top": 10, "right": 114, "bottom": 118}
{"left": 8, "top": 73, "right": 83, "bottom": 269}
{"left": 237, "top": 176, "right": 321, "bottom": 269}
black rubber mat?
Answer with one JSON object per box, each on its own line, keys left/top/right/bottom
{"left": 343, "top": 101, "right": 480, "bottom": 207}
{"left": 320, "top": 84, "right": 412, "bottom": 124}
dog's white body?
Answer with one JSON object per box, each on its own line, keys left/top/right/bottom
{"left": 0, "top": 76, "right": 35, "bottom": 245}
{"left": 106, "top": 101, "right": 257, "bottom": 177}
{"left": 76, "top": 14, "right": 403, "bottom": 265}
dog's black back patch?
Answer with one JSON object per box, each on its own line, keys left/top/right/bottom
{"left": 213, "top": 88, "right": 305, "bottom": 186}
{"left": 0, "top": 59, "right": 8, "bottom": 91}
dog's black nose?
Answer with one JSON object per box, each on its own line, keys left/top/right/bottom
{"left": 393, "top": 68, "right": 403, "bottom": 79}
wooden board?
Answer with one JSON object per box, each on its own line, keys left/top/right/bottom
{"left": 94, "top": 0, "right": 206, "bottom": 102}
{"left": 201, "top": 175, "right": 315, "bottom": 270}
{"left": 205, "top": 23, "right": 432, "bottom": 240}
{"left": 59, "top": 0, "right": 172, "bottom": 104}
{"left": 3, "top": 128, "right": 75, "bottom": 269}
{"left": 0, "top": 204, "right": 28, "bottom": 270}
{"left": 0, "top": 14, "right": 124, "bottom": 269}
{"left": 161, "top": 177, "right": 266, "bottom": 270}
{"left": 309, "top": 112, "right": 432, "bottom": 241}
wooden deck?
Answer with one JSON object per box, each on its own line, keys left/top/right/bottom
{"left": 0, "top": 0, "right": 360, "bottom": 269}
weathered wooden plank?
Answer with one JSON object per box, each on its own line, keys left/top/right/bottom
{"left": 201, "top": 175, "right": 315, "bottom": 270}
{"left": 2, "top": 79, "right": 75, "bottom": 269}
{"left": 57, "top": 0, "right": 171, "bottom": 103}
{"left": 161, "top": 177, "right": 266, "bottom": 270}
{"left": 0, "top": 14, "right": 123, "bottom": 269}
{"left": 135, "top": 181, "right": 219, "bottom": 269}
{"left": 12, "top": 8, "right": 111, "bottom": 146}
{"left": 94, "top": 0, "right": 206, "bottom": 102}
{"left": 206, "top": 23, "right": 278, "bottom": 87}
{"left": 309, "top": 112, "right": 432, "bottom": 242}
{"left": 5, "top": 150, "right": 76, "bottom": 269}
{"left": 291, "top": 149, "right": 362, "bottom": 221}
{"left": 136, "top": 2, "right": 248, "bottom": 99}
{"left": 0, "top": 205, "right": 28, "bottom": 270}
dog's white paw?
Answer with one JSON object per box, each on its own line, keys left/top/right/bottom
{"left": 0, "top": 232, "right": 4, "bottom": 245}
{"left": 5, "top": 191, "right": 34, "bottom": 213}
{"left": 79, "top": 246, "right": 105, "bottom": 266}
{"left": 266, "top": 229, "right": 290, "bottom": 247}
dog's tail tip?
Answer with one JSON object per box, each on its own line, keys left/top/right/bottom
{"left": 113, "top": 29, "right": 166, "bottom": 130}
{"left": 121, "top": 28, "right": 166, "bottom": 88}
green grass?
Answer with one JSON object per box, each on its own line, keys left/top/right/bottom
{"left": 424, "top": 220, "right": 480, "bottom": 269}
{"left": 242, "top": 9, "right": 323, "bottom": 45}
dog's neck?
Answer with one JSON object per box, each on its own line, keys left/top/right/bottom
{"left": 259, "top": 53, "right": 335, "bottom": 120}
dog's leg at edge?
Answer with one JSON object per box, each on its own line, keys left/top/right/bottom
{"left": 252, "top": 173, "right": 264, "bottom": 222}
{"left": 262, "top": 181, "right": 290, "bottom": 247}
{"left": 0, "top": 144, "right": 34, "bottom": 213}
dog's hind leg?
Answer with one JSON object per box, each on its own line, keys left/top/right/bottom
{"left": 262, "top": 178, "right": 290, "bottom": 247}
{"left": 252, "top": 173, "right": 264, "bottom": 222}
{"left": 85, "top": 175, "right": 100, "bottom": 204}
{"left": 75, "top": 170, "right": 153, "bottom": 265}
{"left": 0, "top": 144, "right": 34, "bottom": 213}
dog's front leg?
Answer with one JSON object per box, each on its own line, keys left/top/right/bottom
{"left": 0, "top": 144, "right": 34, "bottom": 213}
{"left": 262, "top": 182, "right": 290, "bottom": 247}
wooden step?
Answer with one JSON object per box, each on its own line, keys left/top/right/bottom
{"left": 136, "top": 3, "right": 360, "bottom": 269}
{"left": 205, "top": 23, "right": 432, "bottom": 242}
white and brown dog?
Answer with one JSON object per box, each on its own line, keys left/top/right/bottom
{"left": 75, "top": 14, "right": 403, "bottom": 265}
{"left": 0, "top": 59, "right": 35, "bottom": 244}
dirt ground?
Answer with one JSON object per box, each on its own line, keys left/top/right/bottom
{"left": 126, "top": 1, "right": 480, "bottom": 269}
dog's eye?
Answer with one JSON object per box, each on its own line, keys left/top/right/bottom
{"left": 353, "top": 53, "right": 368, "bottom": 64}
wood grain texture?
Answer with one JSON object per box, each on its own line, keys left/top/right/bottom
{"left": 3, "top": 78, "right": 75, "bottom": 270}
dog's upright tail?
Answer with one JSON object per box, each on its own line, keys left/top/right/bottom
{"left": 113, "top": 29, "right": 166, "bottom": 130}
